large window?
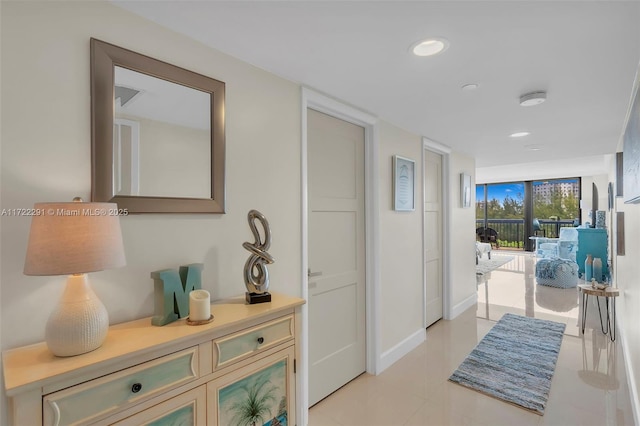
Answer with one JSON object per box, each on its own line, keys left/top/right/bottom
{"left": 476, "top": 182, "right": 525, "bottom": 249}
{"left": 532, "top": 179, "right": 580, "bottom": 238}
{"left": 476, "top": 178, "right": 580, "bottom": 250}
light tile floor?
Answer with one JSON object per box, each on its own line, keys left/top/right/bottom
{"left": 476, "top": 251, "right": 582, "bottom": 337}
{"left": 309, "top": 252, "right": 635, "bottom": 425}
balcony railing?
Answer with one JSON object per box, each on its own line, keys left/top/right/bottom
{"left": 475, "top": 219, "right": 576, "bottom": 249}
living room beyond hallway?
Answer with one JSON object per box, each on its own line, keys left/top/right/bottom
{"left": 476, "top": 251, "right": 581, "bottom": 337}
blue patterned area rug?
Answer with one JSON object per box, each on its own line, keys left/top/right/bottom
{"left": 449, "top": 313, "right": 565, "bottom": 415}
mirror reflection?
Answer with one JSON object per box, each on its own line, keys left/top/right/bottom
{"left": 91, "top": 38, "right": 225, "bottom": 214}
{"left": 114, "top": 66, "right": 211, "bottom": 199}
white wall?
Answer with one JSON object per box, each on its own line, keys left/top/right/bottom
{"left": 448, "top": 152, "right": 478, "bottom": 312}
{"left": 0, "top": 1, "right": 301, "bottom": 347}
{"left": 378, "top": 121, "right": 424, "bottom": 353}
{"left": 477, "top": 155, "right": 612, "bottom": 185}
{"left": 130, "top": 117, "right": 211, "bottom": 198}
{"left": 580, "top": 174, "right": 609, "bottom": 226}
{"left": 613, "top": 186, "right": 640, "bottom": 424}
{"left": 0, "top": 2, "right": 3, "bottom": 420}
{"left": 612, "top": 70, "right": 640, "bottom": 423}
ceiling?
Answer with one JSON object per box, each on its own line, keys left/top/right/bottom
{"left": 114, "top": 1, "right": 640, "bottom": 180}
{"left": 116, "top": 66, "right": 210, "bottom": 130}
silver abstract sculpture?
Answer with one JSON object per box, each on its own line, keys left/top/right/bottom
{"left": 242, "top": 210, "right": 275, "bottom": 296}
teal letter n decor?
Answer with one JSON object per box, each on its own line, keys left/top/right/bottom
{"left": 151, "top": 263, "right": 204, "bottom": 326}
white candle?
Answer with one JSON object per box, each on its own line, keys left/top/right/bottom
{"left": 189, "top": 290, "right": 211, "bottom": 321}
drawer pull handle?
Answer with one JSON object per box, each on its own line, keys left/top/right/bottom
{"left": 131, "top": 383, "right": 143, "bottom": 393}
{"left": 257, "top": 337, "right": 265, "bottom": 344}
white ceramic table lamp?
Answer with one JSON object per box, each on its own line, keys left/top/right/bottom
{"left": 23, "top": 199, "right": 126, "bottom": 357}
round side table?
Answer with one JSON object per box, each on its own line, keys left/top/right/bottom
{"left": 578, "top": 284, "right": 620, "bottom": 341}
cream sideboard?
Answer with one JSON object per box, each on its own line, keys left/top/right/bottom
{"left": 2, "top": 292, "right": 304, "bottom": 425}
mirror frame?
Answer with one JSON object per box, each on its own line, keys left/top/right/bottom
{"left": 90, "top": 38, "right": 225, "bottom": 213}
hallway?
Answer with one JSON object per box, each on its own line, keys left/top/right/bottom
{"left": 309, "top": 253, "right": 634, "bottom": 425}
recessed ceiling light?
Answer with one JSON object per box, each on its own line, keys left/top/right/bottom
{"left": 510, "top": 131, "right": 530, "bottom": 138}
{"left": 411, "top": 38, "right": 449, "bottom": 57}
{"left": 525, "top": 144, "right": 543, "bottom": 151}
{"left": 520, "top": 91, "right": 547, "bottom": 106}
{"left": 461, "top": 83, "right": 479, "bottom": 91}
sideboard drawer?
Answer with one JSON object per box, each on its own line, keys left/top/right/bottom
{"left": 213, "top": 315, "right": 293, "bottom": 369}
{"left": 110, "top": 385, "right": 206, "bottom": 426}
{"left": 43, "top": 347, "right": 198, "bottom": 426}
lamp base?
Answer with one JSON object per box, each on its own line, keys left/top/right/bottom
{"left": 46, "top": 274, "right": 109, "bottom": 357}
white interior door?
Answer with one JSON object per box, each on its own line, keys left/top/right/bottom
{"left": 424, "top": 149, "right": 443, "bottom": 327}
{"left": 307, "top": 108, "right": 366, "bottom": 406}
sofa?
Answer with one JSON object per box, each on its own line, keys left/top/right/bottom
{"left": 535, "top": 228, "right": 579, "bottom": 288}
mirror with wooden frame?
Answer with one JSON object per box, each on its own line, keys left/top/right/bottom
{"left": 91, "top": 38, "right": 225, "bottom": 213}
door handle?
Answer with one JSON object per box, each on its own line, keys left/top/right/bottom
{"left": 308, "top": 269, "right": 323, "bottom": 278}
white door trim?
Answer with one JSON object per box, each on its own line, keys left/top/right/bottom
{"left": 422, "top": 137, "right": 453, "bottom": 323}
{"left": 300, "top": 87, "right": 380, "bottom": 425}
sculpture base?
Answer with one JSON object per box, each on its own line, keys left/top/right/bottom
{"left": 245, "top": 292, "right": 271, "bottom": 304}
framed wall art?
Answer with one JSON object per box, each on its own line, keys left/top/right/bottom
{"left": 393, "top": 155, "right": 415, "bottom": 211}
{"left": 608, "top": 182, "right": 614, "bottom": 211}
{"left": 623, "top": 77, "right": 640, "bottom": 203}
{"left": 461, "top": 173, "right": 472, "bottom": 208}
{"left": 617, "top": 212, "right": 625, "bottom": 256}
{"left": 616, "top": 152, "right": 623, "bottom": 197}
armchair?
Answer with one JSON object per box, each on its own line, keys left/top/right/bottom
{"left": 476, "top": 227, "right": 499, "bottom": 248}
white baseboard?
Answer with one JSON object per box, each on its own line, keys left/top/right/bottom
{"left": 618, "top": 318, "right": 640, "bottom": 426}
{"left": 378, "top": 328, "right": 426, "bottom": 373}
{"left": 449, "top": 292, "right": 478, "bottom": 319}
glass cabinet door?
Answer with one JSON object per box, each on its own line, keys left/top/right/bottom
{"left": 208, "top": 346, "right": 295, "bottom": 426}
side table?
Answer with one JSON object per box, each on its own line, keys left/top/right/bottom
{"left": 476, "top": 242, "right": 492, "bottom": 264}
{"left": 578, "top": 284, "right": 620, "bottom": 341}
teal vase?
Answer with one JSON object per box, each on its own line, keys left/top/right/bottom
{"left": 584, "top": 254, "right": 593, "bottom": 282}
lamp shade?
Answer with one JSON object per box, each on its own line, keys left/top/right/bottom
{"left": 24, "top": 202, "right": 126, "bottom": 276}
